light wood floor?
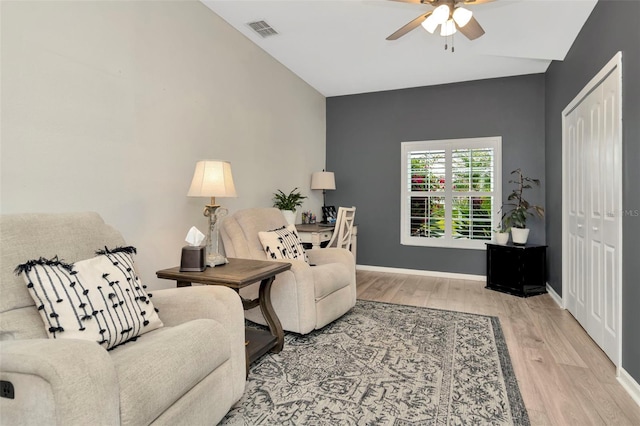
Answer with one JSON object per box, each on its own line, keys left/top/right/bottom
{"left": 356, "top": 269, "right": 640, "bottom": 426}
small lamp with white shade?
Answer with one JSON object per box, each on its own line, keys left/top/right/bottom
{"left": 311, "top": 170, "right": 336, "bottom": 223}
{"left": 187, "top": 160, "right": 237, "bottom": 267}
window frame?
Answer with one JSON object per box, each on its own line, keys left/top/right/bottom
{"left": 400, "top": 136, "right": 502, "bottom": 250}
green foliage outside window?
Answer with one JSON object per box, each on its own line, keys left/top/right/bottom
{"left": 410, "top": 149, "right": 493, "bottom": 240}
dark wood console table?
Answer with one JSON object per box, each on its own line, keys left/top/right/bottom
{"left": 156, "top": 258, "right": 291, "bottom": 371}
{"left": 485, "top": 243, "right": 547, "bottom": 297}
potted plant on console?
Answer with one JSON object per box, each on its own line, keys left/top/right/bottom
{"left": 494, "top": 215, "right": 510, "bottom": 245}
{"left": 273, "top": 188, "right": 307, "bottom": 225}
{"left": 503, "top": 169, "right": 544, "bottom": 245}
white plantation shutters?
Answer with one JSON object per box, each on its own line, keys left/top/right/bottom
{"left": 451, "top": 147, "right": 494, "bottom": 239}
{"left": 401, "top": 137, "right": 502, "bottom": 250}
{"left": 408, "top": 149, "right": 446, "bottom": 239}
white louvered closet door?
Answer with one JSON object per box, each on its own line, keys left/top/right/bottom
{"left": 563, "top": 56, "right": 622, "bottom": 367}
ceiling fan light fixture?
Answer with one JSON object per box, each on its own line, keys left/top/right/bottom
{"left": 431, "top": 4, "right": 450, "bottom": 25}
{"left": 421, "top": 14, "right": 439, "bottom": 34}
{"left": 440, "top": 18, "right": 457, "bottom": 36}
{"left": 385, "top": 0, "right": 487, "bottom": 43}
{"left": 452, "top": 7, "right": 473, "bottom": 28}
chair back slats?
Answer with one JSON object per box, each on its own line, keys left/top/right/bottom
{"left": 327, "top": 207, "right": 356, "bottom": 250}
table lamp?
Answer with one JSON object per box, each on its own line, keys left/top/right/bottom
{"left": 311, "top": 170, "right": 336, "bottom": 223}
{"left": 187, "top": 160, "right": 237, "bottom": 266}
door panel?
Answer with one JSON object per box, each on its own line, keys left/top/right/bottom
{"left": 566, "top": 113, "right": 578, "bottom": 313}
{"left": 587, "top": 87, "right": 604, "bottom": 345}
{"left": 574, "top": 101, "right": 588, "bottom": 322}
{"left": 588, "top": 240, "right": 602, "bottom": 340}
{"left": 600, "top": 67, "right": 621, "bottom": 359}
{"left": 564, "top": 62, "right": 621, "bottom": 366}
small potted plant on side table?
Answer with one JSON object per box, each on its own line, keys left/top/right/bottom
{"left": 273, "top": 188, "right": 307, "bottom": 225}
{"left": 503, "top": 169, "right": 545, "bottom": 245}
{"left": 494, "top": 216, "right": 510, "bottom": 245}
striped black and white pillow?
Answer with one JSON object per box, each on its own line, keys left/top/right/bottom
{"left": 15, "top": 246, "right": 163, "bottom": 350}
{"left": 258, "top": 224, "right": 309, "bottom": 263}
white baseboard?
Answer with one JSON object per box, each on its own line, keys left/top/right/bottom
{"left": 618, "top": 368, "right": 640, "bottom": 407}
{"left": 546, "top": 283, "right": 564, "bottom": 308}
{"left": 355, "top": 264, "right": 485, "bottom": 282}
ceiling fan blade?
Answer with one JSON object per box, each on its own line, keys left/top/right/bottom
{"left": 461, "top": 0, "right": 494, "bottom": 4}
{"left": 386, "top": 12, "right": 432, "bottom": 40}
{"left": 457, "top": 15, "right": 485, "bottom": 40}
{"left": 388, "top": 0, "right": 436, "bottom": 4}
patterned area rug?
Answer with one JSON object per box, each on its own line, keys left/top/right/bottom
{"left": 221, "top": 300, "right": 530, "bottom": 425}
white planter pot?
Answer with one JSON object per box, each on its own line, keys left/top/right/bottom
{"left": 494, "top": 232, "right": 510, "bottom": 245}
{"left": 281, "top": 210, "right": 296, "bottom": 225}
{"left": 511, "top": 228, "right": 530, "bottom": 245}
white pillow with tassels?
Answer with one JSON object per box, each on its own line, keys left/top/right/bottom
{"left": 16, "top": 246, "right": 163, "bottom": 350}
{"left": 258, "top": 224, "right": 309, "bottom": 263}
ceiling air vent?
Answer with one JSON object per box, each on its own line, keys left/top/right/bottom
{"left": 247, "top": 20, "right": 279, "bottom": 38}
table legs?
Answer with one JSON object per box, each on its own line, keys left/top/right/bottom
{"left": 173, "top": 274, "right": 284, "bottom": 361}
{"left": 257, "top": 275, "right": 284, "bottom": 353}
{"left": 157, "top": 260, "right": 291, "bottom": 375}
{"left": 310, "top": 232, "right": 322, "bottom": 249}
{"left": 178, "top": 276, "right": 284, "bottom": 354}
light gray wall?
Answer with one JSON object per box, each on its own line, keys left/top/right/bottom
{"left": 0, "top": 1, "right": 326, "bottom": 289}
{"left": 545, "top": 0, "right": 640, "bottom": 383}
{"left": 326, "top": 75, "right": 545, "bottom": 275}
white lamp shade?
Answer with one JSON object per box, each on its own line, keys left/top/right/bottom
{"left": 310, "top": 171, "right": 336, "bottom": 190}
{"left": 187, "top": 160, "right": 237, "bottom": 198}
{"left": 432, "top": 4, "right": 450, "bottom": 25}
{"left": 421, "top": 14, "right": 439, "bottom": 34}
{"left": 453, "top": 7, "right": 473, "bottom": 28}
{"left": 440, "top": 19, "right": 457, "bottom": 36}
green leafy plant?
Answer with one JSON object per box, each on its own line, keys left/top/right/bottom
{"left": 495, "top": 206, "right": 509, "bottom": 233}
{"left": 502, "top": 169, "right": 544, "bottom": 229}
{"left": 494, "top": 218, "right": 509, "bottom": 233}
{"left": 272, "top": 188, "right": 307, "bottom": 211}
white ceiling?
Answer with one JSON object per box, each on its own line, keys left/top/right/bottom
{"left": 202, "top": 0, "right": 598, "bottom": 97}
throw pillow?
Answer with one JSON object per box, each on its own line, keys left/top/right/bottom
{"left": 258, "top": 224, "right": 309, "bottom": 263}
{"left": 15, "top": 246, "right": 163, "bottom": 350}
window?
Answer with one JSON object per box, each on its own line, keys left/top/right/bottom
{"left": 401, "top": 137, "right": 502, "bottom": 250}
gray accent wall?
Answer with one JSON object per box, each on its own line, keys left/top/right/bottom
{"left": 545, "top": 0, "right": 640, "bottom": 382}
{"left": 326, "top": 75, "right": 545, "bottom": 276}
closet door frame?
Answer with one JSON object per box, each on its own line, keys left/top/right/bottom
{"left": 561, "top": 51, "right": 623, "bottom": 372}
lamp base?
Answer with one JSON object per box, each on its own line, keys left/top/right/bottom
{"left": 207, "top": 252, "right": 228, "bottom": 267}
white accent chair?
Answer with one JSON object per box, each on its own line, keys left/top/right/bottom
{"left": 0, "top": 212, "right": 246, "bottom": 425}
{"left": 220, "top": 208, "right": 356, "bottom": 335}
{"left": 326, "top": 206, "right": 356, "bottom": 251}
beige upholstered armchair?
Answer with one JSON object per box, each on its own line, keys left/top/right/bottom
{"left": 0, "top": 212, "right": 246, "bottom": 425}
{"left": 220, "top": 208, "right": 356, "bottom": 335}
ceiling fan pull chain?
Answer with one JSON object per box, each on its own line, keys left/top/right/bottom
{"left": 452, "top": 34, "right": 455, "bottom": 53}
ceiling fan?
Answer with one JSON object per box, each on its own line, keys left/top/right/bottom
{"left": 386, "top": 0, "right": 492, "bottom": 41}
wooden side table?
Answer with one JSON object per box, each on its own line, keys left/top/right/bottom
{"left": 156, "top": 258, "right": 291, "bottom": 370}
{"left": 485, "top": 243, "right": 547, "bottom": 297}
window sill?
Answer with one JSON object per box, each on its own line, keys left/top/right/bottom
{"left": 400, "top": 237, "right": 489, "bottom": 250}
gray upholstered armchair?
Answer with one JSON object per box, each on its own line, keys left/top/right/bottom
{"left": 219, "top": 208, "right": 356, "bottom": 335}
{"left": 0, "top": 212, "right": 246, "bottom": 425}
